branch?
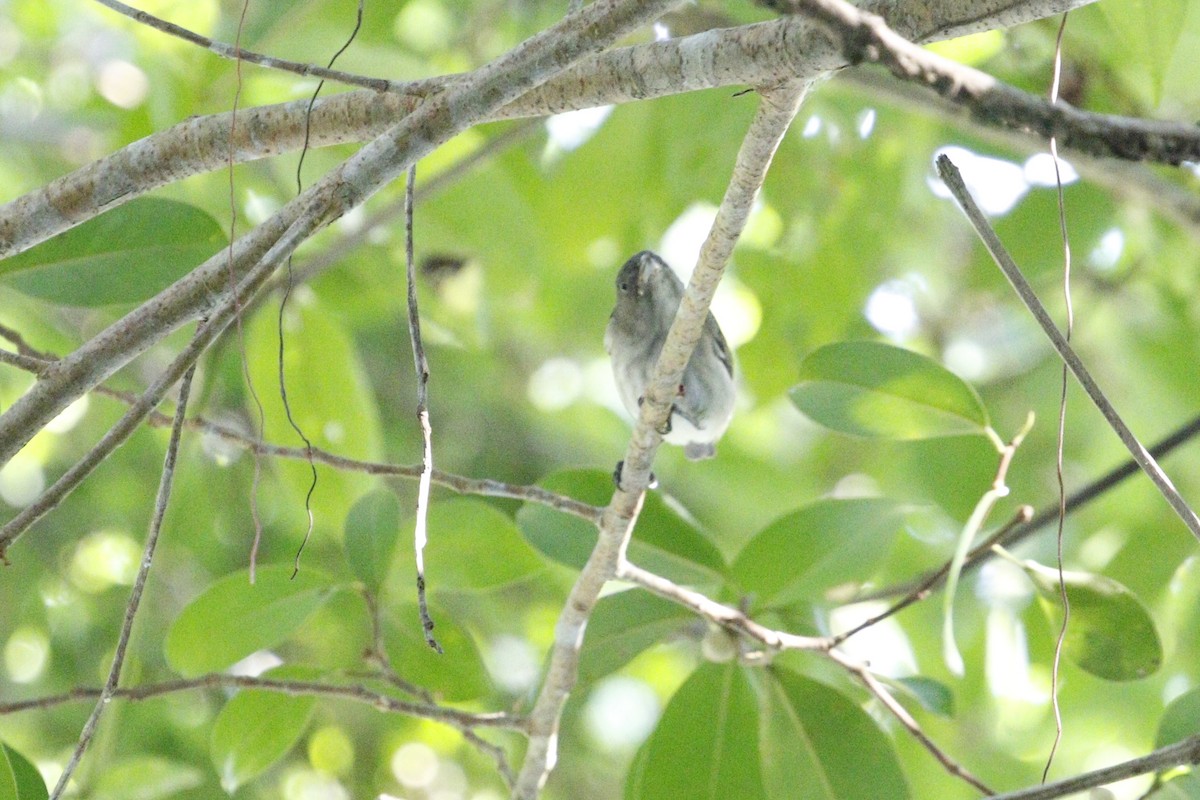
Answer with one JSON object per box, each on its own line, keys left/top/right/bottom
{"left": 0, "top": 673, "right": 522, "bottom": 730}
{"left": 858, "top": 411, "right": 1200, "bottom": 604}
{"left": 91, "top": 0, "right": 400, "bottom": 92}
{"left": 989, "top": 736, "right": 1200, "bottom": 800}
{"left": 773, "top": 0, "right": 1197, "bottom": 162}
{"left": 825, "top": 648, "right": 993, "bottom": 794}
{"left": 50, "top": 359, "right": 196, "bottom": 798}
{"left": 0, "top": 0, "right": 687, "bottom": 473}
{"left": 0, "top": 191, "right": 331, "bottom": 558}
{"left": 512, "top": 79, "right": 807, "bottom": 799}
{"left": 0, "top": 0, "right": 1115, "bottom": 260}
{"left": 937, "top": 154, "right": 1200, "bottom": 543}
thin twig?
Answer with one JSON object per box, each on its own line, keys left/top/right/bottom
{"left": 90, "top": 0, "right": 401, "bottom": 92}
{"left": 0, "top": 673, "right": 523, "bottom": 730}
{"left": 0, "top": 340, "right": 605, "bottom": 524}
{"left": 825, "top": 648, "right": 994, "bottom": 795}
{"left": 0, "top": 194, "right": 334, "bottom": 560}
{"left": 513, "top": 79, "right": 808, "bottom": 799}
{"left": 831, "top": 504, "right": 1034, "bottom": 644}
{"left": 615, "top": 559, "right": 989, "bottom": 794}
{"left": 402, "top": 165, "right": 441, "bottom": 653}
{"left": 618, "top": 561, "right": 827, "bottom": 651}
{"left": 1044, "top": 10, "right": 1073, "bottom": 784}
{"left": 941, "top": 417, "right": 1033, "bottom": 675}
{"left": 989, "top": 736, "right": 1200, "bottom": 800}
{"left": 360, "top": 589, "right": 516, "bottom": 785}
{"left": 49, "top": 360, "right": 197, "bottom": 799}
{"left": 936, "top": 154, "right": 1200, "bottom": 543}
{"left": 224, "top": 0, "right": 267, "bottom": 585}
{"left": 858, "top": 412, "right": 1200, "bottom": 603}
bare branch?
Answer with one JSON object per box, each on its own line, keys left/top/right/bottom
{"left": 989, "top": 736, "right": 1200, "bottom": 800}
{"left": 91, "top": 0, "right": 399, "bottom": 92}
{"left": 937, "top": 154, "right": 1200, "bottom": 543}
{"left": 0, "top": 0, "right": 688, "bottom": 474}
{"left": 0, "top": 0, "right": 1115, "bottom": 260}
{"left": 0, "top": 673, "right": 523, "bottom": 731}
{"left": 513, "top": 79, "right": 807, "bottom": 799}
{"left": 618, "top": 561, "right": 826, "bottom": 651}
{"left": 50, "top": 360, "right": 196, "bottom": 798}
{"left": 858, "top": 412, "right": 1200, "bottom": 604}
{"left": 825, "top": 648, "right": 994, "bottom": 794}
{"left": 0, "top": 194, "right": 330, "bottom": 559}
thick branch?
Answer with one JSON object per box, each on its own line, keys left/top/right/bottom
{"left": 0, "top": 0, "right": 686, "bottom": 474}
{"left": 512, "top": 80, "right": 806, "bottom": 799}
{"left": 0, "top": 0, "right": 1112, "bottom": 260}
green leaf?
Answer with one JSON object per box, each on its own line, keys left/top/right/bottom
{"left": 403, "top": 499, "right": 547, "bottom": 591}
{"left": 891, "top": 676, "right": 955, "bottom": 718}
{"left": 210, "top": 665, "right": 319, "bottom": 793}
{"left": 1024, "top": 561, "right": 1163, "bottom": 681}
{"left": 756, "top": 669, "right": 909, "bottom": 800}
{"left": 344, "top": 490, "right": 402, "bottom": 593}
{"left": 627, "top": 664, "right": 763, "bottom": 800}
{"left": 91, "top": 756, "right": 203, "bottom": 800}
{"left": 789, "top": 342, "right": 989, "bottom": 439}
{"left": 1157, "top": 687, "right": 1200, "bottom": 748}
{"left": 1096, "top": 0, "right": 1187, "bottom": 107}
{"left": 0, "top": 198, "right": 225, "bottom": 306}
{"left": 165, "top": 565, "right": 338, "bottom": 677}
{"left": 383, "top": 600, "right": 489, "bottom": 700}
{"left": 579, "top": 590, "right": 692, "bottom": 685}
{"left": 245, "top": 300, "right": 383, "bottom": 532}
{"left": 0, "top": 744, "right": 47, "bottom": 800}
{"left": 731, "top": 499, "right": 903, "bottom": 608}
{"left": 517, "top": 469, "right": 727, "bottom": 586}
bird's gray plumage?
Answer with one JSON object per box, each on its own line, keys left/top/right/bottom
{"left": 604, "top": 250, "right": 735, "bottom": 460}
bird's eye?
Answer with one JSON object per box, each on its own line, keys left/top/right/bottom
{"left": 618, "top": 281, "right": 630, "bottom": 292}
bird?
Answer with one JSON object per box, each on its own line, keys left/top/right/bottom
{"left": 604, "top": 250, "right": 736, "bottom": 463}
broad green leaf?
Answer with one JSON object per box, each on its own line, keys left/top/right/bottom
{"left": 0, "top": 744, "right": 47, "bottom": 800}
{"left": 1096, "top": 0, "right": 1187, "bottom": 107}
{"left": 210, "top": 665, "right": 319, "bottom": 793}
{"left": 344, "top": 490, "right": 402, "bottom": 593}
{"left": 891, "top": 676, "right": 955, "bottom": 718}
{"left": 1157, "top": 688, "right": 1200, "bottom": 748}
{"left": 756, "top": 669, "right": 909, "bottom": 800}
{"left": 165, "top": 565, "right": 338, "bottom": 677}
{"left": 383, "top": 600, "right": 489, "bottom": 700}
{"left": 626, "top": 664, "right": 763, "bottom": 800}
{"left": 0, "top": 198, "right": 225, "bottom": 306}
{"left": 245, "top": 301, "right": 383, "bottom": 532}
{"left": 731, "top": 499, "right": 903, "bottom": 608}
{"left": 789, "top": 342, "right": 988, "bottom": 439}
{"left": 579, "top": 590, "right": 692, "bottom": 684}
{"left": 1025, "top": 561, "right": 1162, "bottom": 681}
{"left": 394, "top": 499, "right": 548, "bottom": 591}
{"left": 91, "top": 756, "right": 203, "bottom": 800}
{"left": 517, "top": 469, "right": 726, "bottom": 586}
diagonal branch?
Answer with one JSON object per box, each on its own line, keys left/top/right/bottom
{"left": 0, "top": 673, "right": 523, "bottom": 730}
{"left": 989, "top": 736, "right": 1200, "bottom": 800}
{"left": 937, "top": 154, "right": 1200, "bottom": 543}
{"left": 50, "top": 358, "right": 197, "bottom": 798}
{"left": 91, "top": 0, "right": 402, "bottom": 92}
{"left": 512, "top": 79, "right": 807, "bottom": 799}
{"left": 0, "top": 0, "right": 1121, "bottom": 261}
{"left": 0, "top": 0, "right": 686, "bottom": 477}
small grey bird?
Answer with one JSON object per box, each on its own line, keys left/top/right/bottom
{"left": 604, "top": 250, "right": 736, "bottom": 460}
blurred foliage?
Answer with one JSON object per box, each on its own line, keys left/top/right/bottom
{"left": 3, "top": 0, "right": 1200, "bottom": 799}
